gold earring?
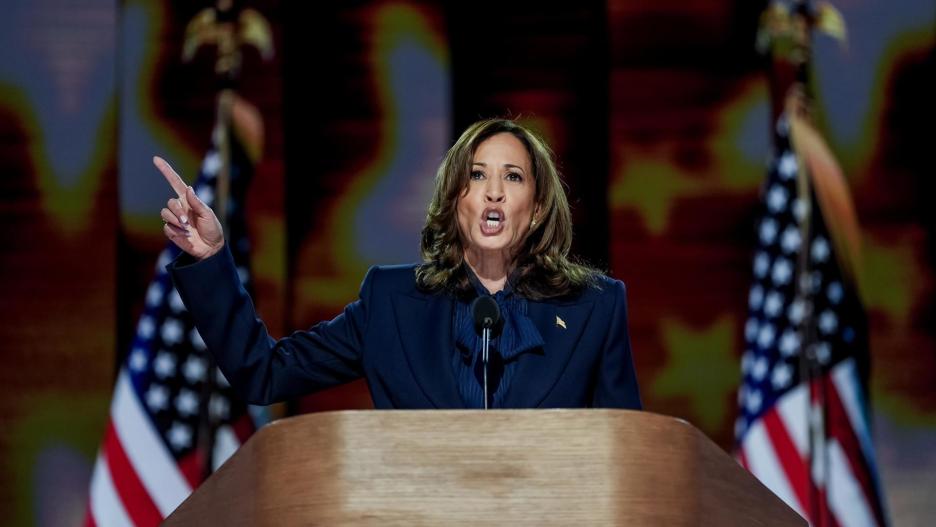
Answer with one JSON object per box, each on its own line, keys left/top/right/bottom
{"left": 531, "top": 218, "right": 537, "bottom": 228}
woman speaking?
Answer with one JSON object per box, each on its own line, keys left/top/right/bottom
{"left": 157, "top": 118, "right": 641, "bottom": 410}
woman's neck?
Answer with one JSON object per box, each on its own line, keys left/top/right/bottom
{"left": 463, "top": 249, "right": 511, "bottom": 294}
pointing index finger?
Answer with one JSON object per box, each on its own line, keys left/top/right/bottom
{"left": 153, "top": 156, "right": 188, "bottom": 198}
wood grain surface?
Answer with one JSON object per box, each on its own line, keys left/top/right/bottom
{"left": 164, "top": 410, "right": 805, "bottom": 526}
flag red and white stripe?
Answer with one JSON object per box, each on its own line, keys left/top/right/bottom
{"left": 738, "top": 359, "right": 886, "bottom": 526}
{"left": 86, "top": 371, "right": 195, "bottom": 526}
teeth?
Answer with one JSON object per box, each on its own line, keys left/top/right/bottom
{"left": 486, "top": 220, "right": 500, "bottom": 228}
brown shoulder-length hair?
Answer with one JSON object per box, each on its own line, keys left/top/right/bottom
{"left": 415, "top": 118, "right": 600, "bottom": 300}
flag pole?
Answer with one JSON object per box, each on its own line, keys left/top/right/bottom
{"left": 793, "top": 2, "right": 831, "bottom": 522}
{"left": 762, "top": 0, "right": 831, "bottom": 522}
{"left": 789, "top": 2, "right": 825, "bottom": 520}
{"left": 183, "top": 0, "right": 239, "bottom": 481}
{"left": 182, "top": 0, "right": 272, "bottom": 481}
{"left": 786, "top": 1, "right": 849, "bottom": 523}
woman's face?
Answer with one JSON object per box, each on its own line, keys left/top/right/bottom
{"left": 456, "top": 132, "right": 537, "bottom": 264}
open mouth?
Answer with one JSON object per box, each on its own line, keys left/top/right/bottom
{"left": 480, "top": 208, "right": 505, "bottom": 235}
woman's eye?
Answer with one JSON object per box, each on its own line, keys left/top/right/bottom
{"left": 470, "top": 170, "right": 485, "bottom": 180}
{"left": 506, "top": 172, "right": 523, "bottom": 182}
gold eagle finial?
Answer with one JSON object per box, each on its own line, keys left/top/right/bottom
{"left": 182, "top": 0, "right": 274, "bottom": 79}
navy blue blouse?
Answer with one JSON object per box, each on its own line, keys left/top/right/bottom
{"left": 452, "top": 269, "right": 545, "bottom": 408}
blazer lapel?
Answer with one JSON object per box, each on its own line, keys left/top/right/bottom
{"left": 392, "top": 292, "right": 464, "bottom": 408}
{"left": 502, "top": 298, "right": 596, "bottom": 408}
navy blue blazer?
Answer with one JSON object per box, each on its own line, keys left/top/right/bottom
{"left": 168, "top": 246, "right": 641, "bottom": 410}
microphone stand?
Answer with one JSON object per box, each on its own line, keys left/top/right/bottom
{"left": 482, "top": 326, "right": 491, "bottom": 410}
{"left": 472, "top": 295, "right": 500, "bottom": 410}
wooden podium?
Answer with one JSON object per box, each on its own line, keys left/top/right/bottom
{"left": 163, "top": 410, "right": 804, "bottom": 526}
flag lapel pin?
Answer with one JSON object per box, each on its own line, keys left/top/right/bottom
{"left": 555, "top": 315, "right": 566, "bottom": 329}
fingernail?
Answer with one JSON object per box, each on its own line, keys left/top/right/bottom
{"left": 181, "top": 215, "right": 188, "bottom": 225}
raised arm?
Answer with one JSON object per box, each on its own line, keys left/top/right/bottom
{"left": 156, "top": 156, "right": 367, "bottom": 404}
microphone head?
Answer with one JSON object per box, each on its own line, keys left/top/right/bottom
{"left": 471, "top": 295, "right": 501, "bottom": 332}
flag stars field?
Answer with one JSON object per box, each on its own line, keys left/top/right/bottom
{"left": 749, "top": 285, "right": 764, "bottom": 310}
{"left": 175, "top": 389, "right": 199, "bottom": 417}
{"left": 819, "top": 310, "right": 838, "bottom": 335}
{"left": 146, "top": 282, "right": 164, "bottom": 307}
{"left": 792, "top": 198, "right": 808, "bottom": 221}
{"left": 760, "top": 218, "right": 778, "bottom": 245}
{"left": 202, "top": 151, "right": 221, "bottom": 175}
{"left": 811, "top": 236, "right": 830, "bottom": 263}
{"left": 741, "top": 353, "right": 753, "bottom": 376}
{"left": 167, "top": 422, "right": 193, "bottom": 451}
{"left": 767, "top": 185, "right": 789, "bottom": 212}
{"left": 780, "top": 226, "right": 800, "bottom": 253}
{"left": 183, "top": 356, "right": 208, "bottom": 383}
{"left": 746, "top": 317, "right": 759, "bottom": 341}
{"left": 138, "top": 316, "right": 155, "bottom": 340}
{"left": 161, "top": 318, "right": 184, "bottom": 345}
{"left": 154, "top": 351, "right": 176, "bottom": 378}
{"left": 787, "top": 299, "right": 805, "bottom": 325}
{"left": 779, "top": 330, "right": 799, "bottom": 357}
{"left": 757, "top": 323, "right": 775, "bottom": 349}
{"left": 754, "top": 252, "right": 770, "bottom": 278}
{"left": 146, "top": 384, "right": 169, "bottom": 412}
{"left": 752, "top": 356, "right": 769, "bottom": 381}
{"left": 196, "top": 186, "right": 214, "bottom": 206}
{"left": 814, "top": 342, "right": 832, "bottom": 365}
{"left": 771, "top": 362, "right": 793, "bottom": 390}
{"left": 129, "top": 348, "right": 148, "bottom": 372}
{"left": 764, "top": 291, "right": 784, "bottom": 318}
{"left": 777, "top": 152, "right": 797, "bottom": 180}
{"left": 827, "top": 282, "right": 843, "bottom": 304}
{"left": 746, "top": 389, "right": 762, "bottom": 413}
{"left": 771, "top": 258, "right": 793, "bottom": 285}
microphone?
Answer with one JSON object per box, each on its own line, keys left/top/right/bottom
{"left": 471, "top": 296, "right": 501, "bottom": 410}
{"left": 472, "top": 295, "right": 500, "bottom": 332}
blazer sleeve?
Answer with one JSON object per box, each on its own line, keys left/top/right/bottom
{"left": 167, "top": 245, "right": 371, "bottom": 405}
{"left": 591, "top": 280, "right": 642, "bottom": 409}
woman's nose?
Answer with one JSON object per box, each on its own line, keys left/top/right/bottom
{"left": 485, "top": 180, "right": 505, "bottom": 202}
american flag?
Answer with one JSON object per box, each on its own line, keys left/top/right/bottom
{"left": 734, "top": 113, "right": 888, "bottom": 526}
{"left": 86, "top": 131, "right": 258, "bottom": 526}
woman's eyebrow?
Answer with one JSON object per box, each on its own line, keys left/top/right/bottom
{"left": 472, "top": 161, "right": 525, "bottom": 173}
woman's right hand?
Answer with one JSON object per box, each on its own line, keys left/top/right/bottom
{"left": 154, "top": 156, "right": 225, "bottom": 260}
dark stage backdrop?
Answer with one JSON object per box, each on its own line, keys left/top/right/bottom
{"left": 0, "top": 0, "right": 933, "bottom": 524}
